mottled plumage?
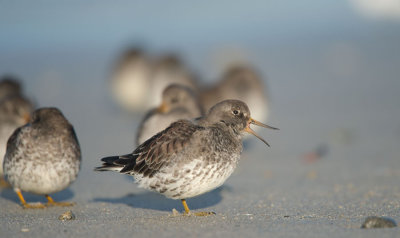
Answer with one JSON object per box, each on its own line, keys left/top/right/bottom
{"left": 96, "top": 100, "right": 277, "bottom": 215}
{"left": 136, "top": 84, "right": 204, "bottom": 145}
{"left": 3, "top": 107, "right": 81, "bottom": 208}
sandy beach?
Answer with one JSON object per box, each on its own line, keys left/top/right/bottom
{"left": 1, "top": 1, "right": 400, "bottom": 237}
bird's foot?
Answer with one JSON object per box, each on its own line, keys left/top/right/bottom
{"left": 22, "top": 202, "right": 46, "bottom": 209}
{"left": 45, "top": 194, "right": 75, "bottom": 207}
{"left": 180, "top": 199, "right": 216, "bottom": 217}
{"left": 46, "top": 201, "right": 75, "bottom": 207}
{"left": 184, "top": 211, "right": 216, "bottom": 217}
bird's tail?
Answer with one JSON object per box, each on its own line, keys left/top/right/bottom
{"left": 94, "top": 154, "right": 135, "bottom": 172}
{"left": 94, "top": 156, "right": 124, "bottom": 172}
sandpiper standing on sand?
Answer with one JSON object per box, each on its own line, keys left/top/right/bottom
{"left": 96, "top": 100, "right": 277, "bottom": 216}
{"left": 3, "top": 108, "right": 81, "bottom": 208}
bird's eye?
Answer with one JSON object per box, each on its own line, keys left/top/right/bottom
{"left": 233, "top": 110, "right": 239, "bottom": 115}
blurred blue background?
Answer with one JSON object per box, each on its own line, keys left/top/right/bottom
{"left": 0, "top": 0, "right": 399, "bottom": 180}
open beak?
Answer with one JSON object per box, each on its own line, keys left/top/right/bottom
{"left": 244, "top": 118, "right": 279, "bottom": 147}
{"left": 157, "top": 102, "right": 169, "bottom": 113}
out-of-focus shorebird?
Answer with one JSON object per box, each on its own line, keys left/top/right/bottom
{"left": 96, "top": 100, "right": 278, "bottom": 216}
{"left": 0, "top": 95, "right": 33, "bottom": 187}
{"left": 136, "top": 84, "right": 204, "bottom": 146}
{"left": 0, "top": 78, "right": 34, "bottom": 187}
{"left": 110, "top": 48, "right": 152, "bottom": 112}
{"left": 3, "top": 108, "right": 81, "bottom": 208}
{"left": 200, "top": 65, "right": 269, "bottom": 123}
{"left": 147, "top": 54, "right": 199, "bottom": 109}
{"left": 0, "top": 76, "right": 22, "bottom": 101}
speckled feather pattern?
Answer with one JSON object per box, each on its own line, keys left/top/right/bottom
{"left": 137, "top": 107, "right": 201, "bottom": 146}
{"left": 97, "top": 100, "right": 253, "bottom": 201}
{"left": 3, "top": 108, "right": 81, "bottom": 195}
{"left": 101, "top": 120, "right": 242, "bottom": 199}
{"left": 136, "top": 122, "right": 242, "bottom": 199}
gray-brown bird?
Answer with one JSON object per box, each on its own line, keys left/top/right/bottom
{"left": 3, "top": 108, "right": 81, "bottom": 209}
{"left": 96, "top": 100, "right": 277, "bottom": 216}
{"left": 110, "top": 48, "right": 152, "bottom": 112}
{"left": 0, "top": 76, "right": 22, "bottom": 101}
{"left": 136, "top": 84, "right": 204, "bottom": 146}
{"left": 147, "top": 54, "right": 199, "bottom": 109}
{"left": 200, "top": 65, "right": 269, "bottom": 123}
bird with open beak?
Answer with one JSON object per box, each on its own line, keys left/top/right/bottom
{"left": 97, "top": 99, "right": 277, "bottom": 216}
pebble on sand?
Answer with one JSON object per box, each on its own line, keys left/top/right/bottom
{"left": 171, "top": 208, "right": 180, "bottom": 216}
{"left": 361, "top": 216, "right": 397, "bottom": 229}
{"left": 58, "top": 210, "right": 76, "bottom": 221}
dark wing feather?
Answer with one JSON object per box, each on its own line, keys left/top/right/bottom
{"left": 94, "top": 154, "right": 134, "bottom": 171}
{"left": 97, "top": 120, "right": 203, "bottom": 178}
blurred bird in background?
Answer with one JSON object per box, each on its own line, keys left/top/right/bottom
{"left": 200, "top": 64, "right": 269, "bottom": 125}
{"left": 136, "top": 84, "right": 204, "bottom": 146}
{"left": 0, "top": 76, "right": 22, "bottom": 100}
{"left": 0, "top": 77, "right": 34, "bottom": 187}
{"left": 110, "top": 48, "right": 152, "bottom": 113}
{"left": 147, "top": 54, "right": 199, "bottom": 109}
{"left": 110, "top": 49, "right": 199, "bottom": 114}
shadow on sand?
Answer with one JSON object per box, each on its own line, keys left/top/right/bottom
{"left": 92, "top": 185, "right": 232, "bottom": 212}
{"left": 1, "top": 187, "right": 75, "bottom": 205}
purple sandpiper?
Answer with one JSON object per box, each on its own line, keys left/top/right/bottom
{"left": 0, "top": 95, "right": 33, "bottom": 185}
{"left": 3, "top": 108, "right": 81, "bottom": 208}
{"left": 110, "top": 48, "right": 152, "bottom": 112}
{"left": 96, "top": 100, "right": 277, "bottom": 216}
{"left": 200, "top": 65, "right": 269, "bottom": 123}
{"left": 0, "top": 76, "right": 22, "bottom": 100}
{"left": 136, "top": 84, "right": 204, "bottom": 146}
{"left": 147, "top": 54, "right": 199, "bottom": 109}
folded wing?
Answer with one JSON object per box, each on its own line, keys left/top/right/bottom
{"left": 95, "top": 120, "right": 203, "bottom": 178}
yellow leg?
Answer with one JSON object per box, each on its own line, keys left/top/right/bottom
{"left": 45, "top": 195, "right": 74, "bottom": 207}
{"left": 15, "top": 188, "right": 46, "bottom": 209}
{"left": 182, "top": 199, "right": 190, "bottom": 214}
{"left": 181, "top": 199, "right": 215, "bottom": 216}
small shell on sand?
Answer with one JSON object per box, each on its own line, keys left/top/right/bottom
{"left": 171, "top": 208, "right": 180, "bottom": 216}
{"left": 58, "top": 210, "right": 76, "bottom": 221}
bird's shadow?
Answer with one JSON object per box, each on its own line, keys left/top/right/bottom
{"left": 92, "top": 185, "right": 233, "bottom": 212}
{"left": 1, "top": 187, "right": 75, "bottom": 205}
